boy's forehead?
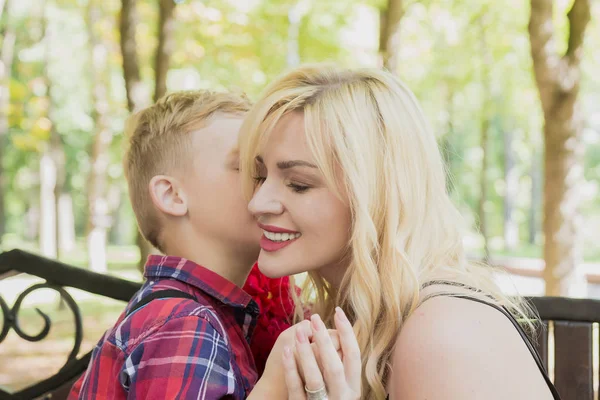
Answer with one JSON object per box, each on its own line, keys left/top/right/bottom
{"left": 190, "top": 115, "right": 243, "bottom": 158}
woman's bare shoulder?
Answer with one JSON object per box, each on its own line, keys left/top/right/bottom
{"left": 387, "top": 294, "right": 553, "bottom": 400}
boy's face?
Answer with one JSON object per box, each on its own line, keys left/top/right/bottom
{"left": 179, "top": 115, "right": 261, "bottom": 261}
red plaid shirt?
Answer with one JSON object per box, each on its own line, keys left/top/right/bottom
{"left": 69, "top": 255, "right": 259, "bottom": 399}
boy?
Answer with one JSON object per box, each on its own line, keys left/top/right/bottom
{"left": 69, "top": 91, "right": 263, "bottom": 399}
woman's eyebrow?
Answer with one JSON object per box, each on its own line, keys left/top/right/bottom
{"left": 276, "top": 160, "right": 318, "bottom": 169}
{"left": 254, "top": 156, "right": 317, "bottom": 169}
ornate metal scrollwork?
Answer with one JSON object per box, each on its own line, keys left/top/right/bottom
{"left": 0, "top": 282, "right": 83, "bottom": 369}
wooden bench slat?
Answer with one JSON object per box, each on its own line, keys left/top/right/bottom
{"left": 553, "top": 321, "right": 594, "bottom": 400}
{"left": 533, "top": 321, "right": 549, "bottom": 369}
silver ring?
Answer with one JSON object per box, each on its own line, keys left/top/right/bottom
{"left": 305, "top": 385, "right": 328, "bottom": 400}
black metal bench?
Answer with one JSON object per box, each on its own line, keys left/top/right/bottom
{"left": 0, "top": 249, "right": 141, "bottom": 400}
{"left": 0, "top": 249, "right": 597, "bottom": 400}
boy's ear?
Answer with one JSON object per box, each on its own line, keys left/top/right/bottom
{"left": 149, "top": 175, "right": 188, "bottom": 217}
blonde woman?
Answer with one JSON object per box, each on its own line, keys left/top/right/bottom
{"left": 240, "top": 65, "right": 561, "bottom": 400}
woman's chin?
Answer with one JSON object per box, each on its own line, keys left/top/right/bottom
{"left": 256, "top": 261, "right": 284, "bottom": 279}
{"left": 257, "top": 257, "right": 300, "bottom": 279}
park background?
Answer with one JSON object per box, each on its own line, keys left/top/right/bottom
{"left": 0, "top": 0, "right": 599, "bottom": 392}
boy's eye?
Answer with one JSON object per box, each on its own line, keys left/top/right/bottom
{"left": 253, "top": 176, "right": 266, "bottom": 185}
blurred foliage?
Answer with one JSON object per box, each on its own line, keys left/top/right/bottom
{"left": 0, "top": 0, "right": 599, "bottom": 261}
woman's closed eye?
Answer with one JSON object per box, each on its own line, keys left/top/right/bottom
{"left": 287, "top": 182, "right": 310, "bottom": 193}
{"left": 253, "top": 175, "right": 311, "bottom": 193}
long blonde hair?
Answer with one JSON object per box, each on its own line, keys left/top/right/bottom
{"left": 239, "top": 64, "right": 535, "bottom": 400}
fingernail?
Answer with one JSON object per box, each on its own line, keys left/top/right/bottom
{"left": 296, "top": 327, "right": 307, "bottom": 343}
{"left": 335, "top": 307, "right": 349, "bottom": 322}
{"left": 311, "top": 314, "right": 322, "bottom": 331}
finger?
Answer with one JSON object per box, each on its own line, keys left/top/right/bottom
{"left": 326, "top": 330, "right": 344, "bottom": 360}
{"left": 311, "top": 314, "right": 346, "bottom": 390}
{"left": 294, "top": 322, "right": 325, "bottom": 392}
{"left": 327, "top": 329, "right": 341, "bottom": 352}
{"left": 282, "top": 345, "right": 307, "bottom": 400}
{"left": 310, "top": 330, "right": 340, "bottom": 367}
{"left": 310, "top": 342, "right": 322, "bottom": 372}
{"left": 334, "top": 307, "right": 361, "bottom": 392}
{"left": 298, "top": 319, "right": 313, "bottom": 341}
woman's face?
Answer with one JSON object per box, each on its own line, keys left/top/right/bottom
{"left": 248, "top": 111, "right": 352, "bottom": 282}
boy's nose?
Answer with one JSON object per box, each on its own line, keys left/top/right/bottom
{"left": 248, "top": 184, "right": 284, "bottom": 216}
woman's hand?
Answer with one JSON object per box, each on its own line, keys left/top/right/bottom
{"left": 282, "top": 307, "right": 361, "bottom": 400}
{"left": 250, "top": 320, "right": 341, "bottom": 399}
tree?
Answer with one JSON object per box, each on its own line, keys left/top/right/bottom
{"left": 287, "top": 1, "right": 308, "bottom": 68}
{"left": 120, "top": 0, "right": 152, "bottom": 270}
{"left": 503, "top": 128, "right": 519, "bottom": 250}
{"left": 529, "top": 0, "right": 591, "bottom": 296}
{"left": 0, "top": 0, "right": 16, "bottom": 244}
{"left": 86, "top": 0, "right": 114, "bottom": 272}
{"left": 477, "top": 14, "right": 492, "bottom": 260}
{"left": 119, "top": 0, "right": 177, "bottom": 270}
{"left": 379, "top": 0, "right": 403, "bottom": 72}
{"left": 38, "top": 0, "right": 69, "bottom": 259}
{"left": 154, "top": 0, "right": 175, "bottom": 102}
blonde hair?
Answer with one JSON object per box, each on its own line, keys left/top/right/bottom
{"left": 124, "top": 90, "right": 251, "bottom": 252}
{"left": 239, "top": 65, "right": 536, "bottom": 399}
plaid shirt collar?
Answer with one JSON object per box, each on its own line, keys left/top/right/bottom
{"left": 144, "top": 255, "right": 258, "bottom": 314}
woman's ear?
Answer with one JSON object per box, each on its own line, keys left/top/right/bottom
{"left": 148, "top": 175, "right": 188, "bottom": 217}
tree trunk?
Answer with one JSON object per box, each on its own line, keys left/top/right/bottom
{"left": 47, "top": 22, "right": 66, "bottom": 259}
{"left": 39, "top": 154, "right": 57, "bottom": 258}
{"left": 529, "top": 148, "right": 541, "bottom": 245}
{"left": 120, "top": 0, "right": 148, "bottom": 113}
{"left": 529, "top": 0, "right": 591, "bottom": 296}
{"left": 478, "top": 116, "right": 490, "bottom": 261}
{"left": 286, "top": 1, "right": 306, "bottom": 68}
{"left": 0, "top": 0, "right": 7, "bottom": 21}
{"left": 0, "top": 0, "right": 16, "bottom": 243}
{"left": 120, "top": 0, "right": 150, "bottom": 271}
{"left": 154, "top": 0, "right": 175, "bottom": 102}
{"left": 25, "top": 202, "right": 40, "bottom": 241}
{"left": 86, "top": 0, "right": 113, "bottom": 273}
{"left": 478, "top": 16, "right": 491, "bottom": 261}
{"left": 379, "top": 0, "right": 403, "bottom": 72}
{"left": 120, "top": 0, "right": 177, "bottom": 270}
{"left": 39, "top": 0, "right": 66, "bottom": 259}
{"left": 58, "top": 193, "right": 75, "bottom": 252}
{"left": 49, "top": 122, "right": 66, "bottom": 260}
{"left": 503, "top": 129, "right": 519, "bottom": 250}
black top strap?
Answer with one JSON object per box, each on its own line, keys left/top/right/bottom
{"left": 126, "top": 289, "right": 196, "bottom": 318}
{"left": 422, "top": 279, "right": 485, "bottom": 295}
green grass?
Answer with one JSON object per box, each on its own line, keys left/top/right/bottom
{"left": 0, "top": 234, "right": 141, "bottom": 272}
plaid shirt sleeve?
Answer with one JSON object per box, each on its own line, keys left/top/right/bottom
{"left": 122, "top": 315, "right": 237, "bottom": 399}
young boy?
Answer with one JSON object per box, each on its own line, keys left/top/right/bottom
{"left": 69, "top": 91, "right": 263, "bottom": 399}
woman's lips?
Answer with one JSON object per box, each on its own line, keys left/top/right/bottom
{"left": 260, "top": 234, "right": 300, "bottom": 252}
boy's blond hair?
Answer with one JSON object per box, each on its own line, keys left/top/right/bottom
{"left": 124, "top": 90, "right": 251, "bottom": 252}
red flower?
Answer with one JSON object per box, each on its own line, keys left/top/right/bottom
{"left": 243, "top": 263, "right": 299, "bottom": 375}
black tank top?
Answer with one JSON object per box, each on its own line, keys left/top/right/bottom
{"left": 385, "top": 280, "right": 561, "bottom": 400}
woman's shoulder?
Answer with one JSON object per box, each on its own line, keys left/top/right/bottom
{"left": 396, "top": 289, "right": 518, "bottom": 359}
{"left": 388, "top": 291, "right": 553, "bottom": 399}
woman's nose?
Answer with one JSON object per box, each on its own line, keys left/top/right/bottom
{"left": 248, "top": 182, "right": 284, "bottom": 217}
